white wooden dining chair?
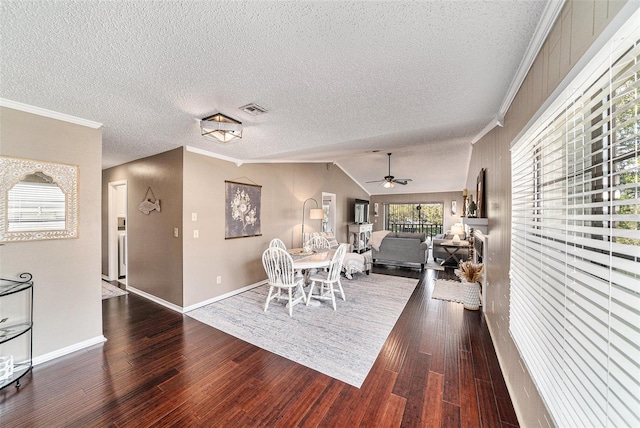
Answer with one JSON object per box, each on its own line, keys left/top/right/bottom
{"left": 307, "top": 235, "right": 331, "bottom": 250}
{"left": 262, "top": 247, "right": 306, "bottom": 317}
{"left": 269, "top": 238, "right": 287, "bottom": 250}
{"left": 307, "top": 243, "right": 347, "bottom": 310}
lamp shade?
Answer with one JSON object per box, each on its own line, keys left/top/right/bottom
{"left": 310, "top": 208, "right": 324, "bottom": 220}
{"left": 200, "top": 113, "right": 242, "bottom": 142}
{"left": 451, "top": 223, "right": 465, "bottom": 237}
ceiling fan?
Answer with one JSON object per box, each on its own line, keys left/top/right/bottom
{"left": 366, "top": 153, "right": 413, "bottom": 188}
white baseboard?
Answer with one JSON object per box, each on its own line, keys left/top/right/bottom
{"left": 126, "top": 286, "right": 184, "bottom": 313}
{"left": 32, "top": 335, "right": 107, "bottom": 366}
{"left": 126, "top": 280, "right": 266, "bottom": 313}
{"left": 182, "top": 280, "right": 267, "bottom": 313}
{"left": 485, "top": 314, "right": 523, "bottom": 427}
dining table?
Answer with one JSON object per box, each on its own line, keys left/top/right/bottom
{"left": 289, "top": 248, "right": 335, "bottom": 271}
{"left": 287, "top": 248, "right": 336, "bottom": 307}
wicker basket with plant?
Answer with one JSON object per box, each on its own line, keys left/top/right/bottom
{"left": 454, "top": 261, "right": 483, "bottom": 283}
{"left": 454, "top": 261, "right": 483, "bottom": 310}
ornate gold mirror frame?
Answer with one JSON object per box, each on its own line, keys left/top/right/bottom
{"left": 0, "top": 156, "right": 78, "bottom": 243}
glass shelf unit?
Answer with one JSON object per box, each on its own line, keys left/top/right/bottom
{"left": 0, "top": 273, "right": 33, "bottom": 390}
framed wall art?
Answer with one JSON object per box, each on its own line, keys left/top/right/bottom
{"left": 225, "top": 180, "right": 262, "bottom": 239}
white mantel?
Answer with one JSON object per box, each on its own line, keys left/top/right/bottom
{"left": 461, "top": 217, "right": 488, "bottom": 235}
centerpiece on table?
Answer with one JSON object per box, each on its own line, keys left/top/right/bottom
{"left": 454, "top": 261, "right": 483, "bottom": 310}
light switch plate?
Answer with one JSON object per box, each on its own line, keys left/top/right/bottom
{"left": 173, "top": 228, "right": 179, "bottom": 238}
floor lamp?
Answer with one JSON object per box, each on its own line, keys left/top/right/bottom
{"left": 301, "top": 198, "right": 324, "bottom": 246}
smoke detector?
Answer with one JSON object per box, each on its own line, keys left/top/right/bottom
{"left": 239, "top": 103, "right": 268, "bottom": 116}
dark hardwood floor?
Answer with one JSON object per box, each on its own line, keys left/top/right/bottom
{"left": 1, "top": 266, "right": 518, "bottom": 427}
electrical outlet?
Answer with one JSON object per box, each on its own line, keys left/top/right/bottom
{"left": 193, "top": 230, "right": 199, "bottom": 238}
{"left": 173, "top": 228, "right": 179, "bottom": 238}
{"left": 216, "top": 276, "right": 222, "bottom": 284}
{"left": 192, "top": 212, "right": 197, "bottom": 221}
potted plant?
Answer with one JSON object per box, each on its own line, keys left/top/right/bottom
{"left": 467, "top": 200, "right": 477, "bottom": 218}
{"left": 454, "top": 261, "right": 483, "bottom": 310}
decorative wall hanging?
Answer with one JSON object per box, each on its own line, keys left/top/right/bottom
{"left": 451, "top": 200, "right": 457, "bottom": 216}
{"left": 0, "top": 156, "right": 78, "bottom": 243}
{"left": 138, "top": 187, "right": 161, "bottom": 215}
{"left": 225, "top": 180, "right": 261, "bottom": 239}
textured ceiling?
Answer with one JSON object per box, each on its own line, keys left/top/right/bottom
{"left": 1, "top": 1, "right": 550, "bottom": 195}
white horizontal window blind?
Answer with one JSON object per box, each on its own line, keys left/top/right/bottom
{"left": 7, "top": 181, "right": 66, "bottom": 231}
{"left": 510, "top": 14, "right": 640, "bottom": 428}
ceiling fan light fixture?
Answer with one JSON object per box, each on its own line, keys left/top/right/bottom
{"left": 200, "top": 113, "right": 243, "bottom": 143}
{"left": 366, "top": 153, "right": 411, "bottom": 189}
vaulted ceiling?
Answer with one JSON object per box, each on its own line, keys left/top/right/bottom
{"left": 1, "top": 1, "right": 555, "bottom": 195}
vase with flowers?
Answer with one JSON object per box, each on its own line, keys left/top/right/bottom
{"left": 454, "top": 261, "right": 483, "bottom": 310}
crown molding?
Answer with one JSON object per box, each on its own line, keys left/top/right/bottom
{"left": 185, "top": 146, "right": 244, "bottom": 166}
{"left": 497, "top": 0, "right": 565, "bottom": 118}
{"left": 471, "top": 115, "right": 504, "bottom": 145}
{"left": 333, "top": 161, "right": 371, "bottom": 196}
{"left": 0, "top": 98, "right": 103, "bottom": 129}
{"left": 185, "top": 145, "right": 335, "bottom": 167}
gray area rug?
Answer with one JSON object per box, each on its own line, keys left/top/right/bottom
{"left": 187, "top": 273, "right": 418, "bottom": 388}
{"left": 101, "top": 282, "right": 128, "bottom": 299}
{"left": 432, "top": 279, "right": 463, "bottom": 303}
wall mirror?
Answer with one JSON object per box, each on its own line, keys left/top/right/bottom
{"left": 0, "top": 156, "right": 78, "bottom": 243}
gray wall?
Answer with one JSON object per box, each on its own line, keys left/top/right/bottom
{"left": 0, "top": 105, "right": 103, "bottom": 359}
{"left": 102, "top": 149, "right": 368, "bottom": 309}
{"left": 182, "top": 153, "right": 369, "bottom": 307}
{"left": 102, "top": 148, "right": 184, "bottom": 306}
{"left": 465, "top": 1, "right": 629, "bottom": 425}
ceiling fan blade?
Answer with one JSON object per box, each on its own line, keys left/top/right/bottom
{"left": 367, "top": 153, "right": 412, "bottom": 187}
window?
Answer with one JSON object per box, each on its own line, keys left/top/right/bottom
{"left": 385, "top": 203, "right": 442, "bottom": 238}
{"left": 510, "top": 14, "right": 639, "bottom": 427}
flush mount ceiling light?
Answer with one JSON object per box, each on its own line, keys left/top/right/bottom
{"left": 200, "top": 113, "right": 242, "bottom": 143}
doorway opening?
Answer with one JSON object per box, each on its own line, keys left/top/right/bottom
{"left": 108, "top": 180, "right": 127, "bottom": 286}
{"left": 322, "top": 192, "right": 336, "bottom": 235}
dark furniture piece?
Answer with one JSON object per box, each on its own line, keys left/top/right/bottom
{"left": 438, "top": 240, "right": 471, "bottom": 266}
